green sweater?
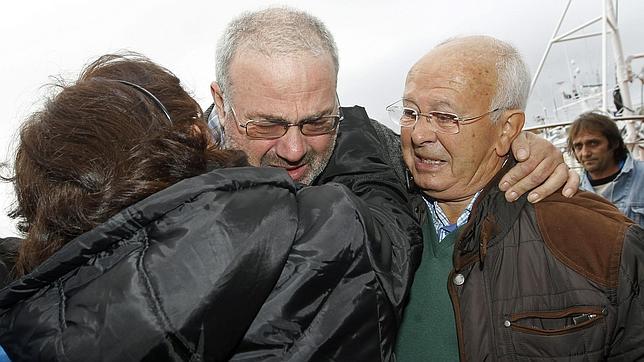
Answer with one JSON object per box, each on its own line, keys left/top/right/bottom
{"left": 395, "top": 212, "right": 460, "bottom": 361}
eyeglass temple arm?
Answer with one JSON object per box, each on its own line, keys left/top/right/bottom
{"left": 459, "top": 108, "right": 501, "bottom": 123}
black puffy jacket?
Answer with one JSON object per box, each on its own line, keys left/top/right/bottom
{"left": 0, "top": 106, "right": 422, "bottom": 361}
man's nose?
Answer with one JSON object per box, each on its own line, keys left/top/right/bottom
{"left": 410, "top": 117, "right": 438, "bottom": 145}
{"left": 274, "top": 126, "right": 307, "bottom": 163}
{"left": 580, "top": 145, "right": 592, "bottom": 157}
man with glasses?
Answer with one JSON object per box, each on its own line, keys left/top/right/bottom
{"left": 207, "top": 7, "right": 577, "bottom": 197}
{"left": 394, "top": 35, "right": 644, "bottom": 361}
{"left": 207, "top": 9, "right": 425, "bottom": 360}
{"left": 204, "top": 7, "right": 580, "bottom": 357}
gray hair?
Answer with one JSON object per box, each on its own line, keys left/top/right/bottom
{"left": 437, "top": 36, "right": 531, "bottom": 121}
{"left": 215, "top": 6, "right": 339, "bottom": 110}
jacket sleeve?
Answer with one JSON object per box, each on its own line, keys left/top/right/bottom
{"left": 232, "top": 184, "right": 392, "bottom": 361}
{"left": 610, "top": 224, "right": 644, "bottom": 360}
{"left": 315, "top": 106, "right": 422, "bottom": 323}
{"left": 0, "top": 168, "right": 302, "bottom": 362}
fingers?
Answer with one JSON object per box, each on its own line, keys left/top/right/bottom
{"left": 501, "top": 157, "right": 558, "bottom": 202}
{"left": 524, "top": 162, "right": 571, "bottom": 203}
{"left": 561, "top": 169, "right": 579, "bottom": 198}
{"left": 510, "top": 131, "right": 530, "bottom": 161}
{"left": 501, "top": 131, "right": 566, "bottom": 202}
{"left": 499, "top": 142, "right": 561, "bottom": 193}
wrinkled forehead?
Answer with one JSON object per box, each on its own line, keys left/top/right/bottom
{"left": 412, "top": 42, "right": 497, "bottom": 86}
{"left": 230, "top": 51, "right": 337, "bottom": 95}
{"left": 572, "top": 128, "right": 607, "bottom": 142}
{"left": 404, "top": 44, "right": 498, "bottom": 110}
{"left": 228, "top": 51, "right": 338, "bottom": 119}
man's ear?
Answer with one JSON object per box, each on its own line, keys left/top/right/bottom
{"left": 495, "top": 110, "right": 525, "bottom": 156}
{"left": 210, "top": 81, "right": 227, "bottom": 121}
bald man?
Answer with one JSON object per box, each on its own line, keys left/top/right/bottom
{"left": 393, "top": 36, "right": 644, "bottom": 361}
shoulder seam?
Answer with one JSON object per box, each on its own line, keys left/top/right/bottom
{"left": 535, "top": 196, "right": 627, "bottom": 288}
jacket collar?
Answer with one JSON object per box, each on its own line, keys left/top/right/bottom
{"left": 619, "top": 153, "right": 635, "bottom": 176}
{"left": 452, "top": 156, "right": 528, "bottom": 270}
{"left": 0, "top": 167, "right": 296, "bottom": 308}
{"left": 581, "top": 153, "right": 634, "bottom": 188}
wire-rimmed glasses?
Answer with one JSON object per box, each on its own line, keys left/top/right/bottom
{"left": 229, "top": 98, "right": 343, "bottom": 140}
{"left": 386, "top": 99, "right": 500, "bottom": 134}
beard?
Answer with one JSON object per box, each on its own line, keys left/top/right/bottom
{"left": 259, "top": 139, "right": 336, "bottom": 185}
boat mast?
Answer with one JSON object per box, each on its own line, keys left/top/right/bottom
{"left": 605, "top": 0, "right": 639, "bottom": 158}
{"left": 530, "top": 0, "right": 641, "bottom": 159}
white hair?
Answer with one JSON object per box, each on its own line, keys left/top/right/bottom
{"left": 215, "top": 6, "right": 339, "bottom": 110}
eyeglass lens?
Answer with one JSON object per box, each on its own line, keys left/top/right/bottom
{"left": 246, "top": 117, "right": 338, "bottom": 139}
{"left": 389, "top": 105, "right": 459, "bottom": 133}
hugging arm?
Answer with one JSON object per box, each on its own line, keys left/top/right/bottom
{"left": 500, "top": 131, "right": 579, "bottom": 203}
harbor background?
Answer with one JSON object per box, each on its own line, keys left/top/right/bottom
{"left": 1, "top": 0, "right": 642, "bottom": 236}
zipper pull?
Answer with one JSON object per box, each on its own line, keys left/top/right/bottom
{"left": 572, "top": 313, "right": 597, "bottom": 325}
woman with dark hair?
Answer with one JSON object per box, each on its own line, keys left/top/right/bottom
{"left": 0, "top": 53, "right": 419, "bottom": 361}
{"left": 9, "top": 54, "right": 247, "bottom": 277}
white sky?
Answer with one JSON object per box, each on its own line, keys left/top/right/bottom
{"left": 1, "top": 0, "right": 643, "bottom": 236}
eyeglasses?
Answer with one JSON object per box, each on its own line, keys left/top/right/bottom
{"left": 386, "top": 99, "right": 500, "bottom": 134}
{"left": 229, "top": 104, "right": 343, "bottom": 140}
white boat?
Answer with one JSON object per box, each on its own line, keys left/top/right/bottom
{"left": 526, "top": 0, "right": 643, "bottom": 165}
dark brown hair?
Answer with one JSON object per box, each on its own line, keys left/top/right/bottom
{"left": 8, "top": 53, "right": 247, "bottom": 276}
{"left": 567, "top": 111, "right": 629, "bottom": 163}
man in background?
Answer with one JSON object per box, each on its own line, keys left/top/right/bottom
{"left": 568, "top": 111, "right": 644, "bottom": 226}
